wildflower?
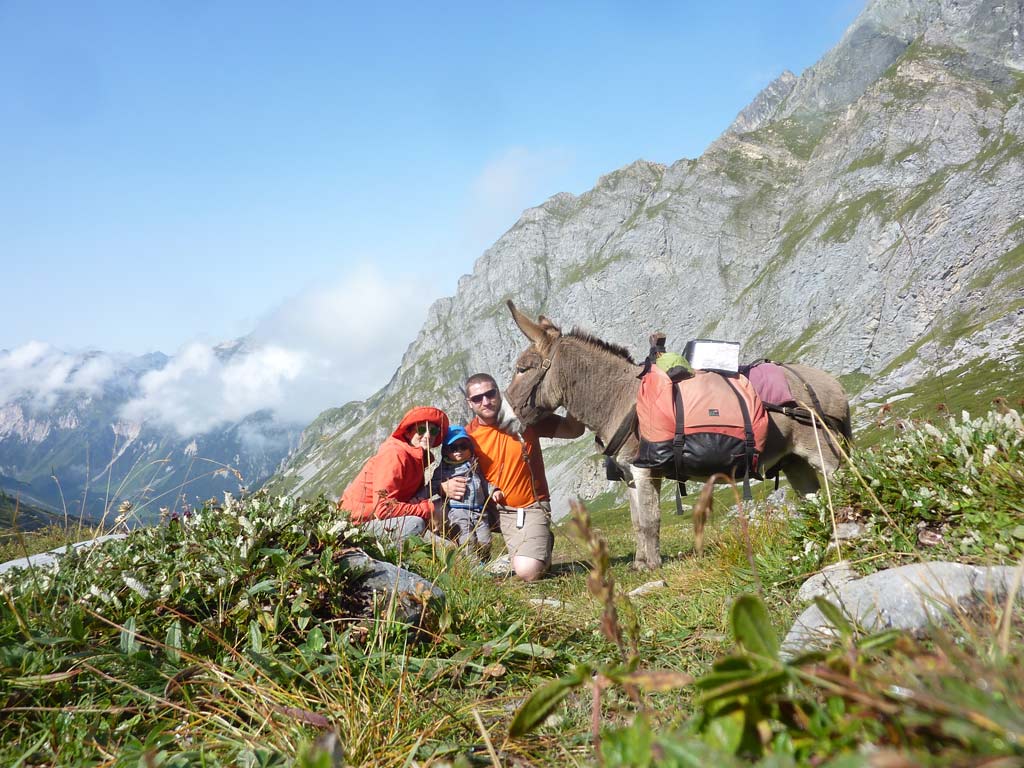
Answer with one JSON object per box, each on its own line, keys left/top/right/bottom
{"left": 115, "top": 500, "right": 133, "bottom": 527}
{"left": 122, "top": 574, "right": 151, "bottom": 599}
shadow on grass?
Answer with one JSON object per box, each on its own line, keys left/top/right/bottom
{"left": 547, "top": 559, "right": 591, "bottom": 577}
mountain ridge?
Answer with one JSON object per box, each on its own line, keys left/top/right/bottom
{"left": 269, "top": 0, "right": 1024, "bottom": 507}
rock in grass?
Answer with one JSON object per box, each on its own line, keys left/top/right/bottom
{"left": 529, "top": 598, "right": 567, "bottom": 609}
{"left": 484, "top": 553, "right": 513, "bottom": 577}
{"left": 833, "top": 522, "right": 866, "bottom": 541}
{"left": 0, "top": 534, "right": 127, "bottom": 575}
{"left": 783, "top": 561, "right": 1024, "bottom": 658}
{"left": 341, "top": 551, "right": 445, "bottom": 629}
{"left": 628, "top": 579, "right": 669, "bottom": 597}
{"left": 795, "top": 561, "right": 858, "bottom": 603}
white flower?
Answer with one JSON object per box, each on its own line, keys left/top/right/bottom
{"left": 122, "top": 574, "right": 151, "bottom": 599}
{"left": 982, "top": 444, "right": 999, "bottom": 465}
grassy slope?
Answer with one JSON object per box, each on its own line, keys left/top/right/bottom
{"left": 1, "top": 404, "right": 1021, "bottom": 766}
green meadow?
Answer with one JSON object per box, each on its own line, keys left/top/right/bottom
{"left": 1, "top": 405, "right": 1022, "bottom": 766}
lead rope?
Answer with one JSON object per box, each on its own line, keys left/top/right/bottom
{"left": 515, "top": 431, "right": 544, "bottom": 510}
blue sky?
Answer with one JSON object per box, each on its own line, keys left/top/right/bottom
{"left": 0, "top": 0, "right": 864, "bottom": 430}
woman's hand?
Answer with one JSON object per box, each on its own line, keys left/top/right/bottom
{"left": 440, "top": 476, "right": 467, "bottom": 500}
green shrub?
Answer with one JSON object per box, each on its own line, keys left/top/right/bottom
{"left": 804, "top": 407, "right": 1024, "bottom": 565}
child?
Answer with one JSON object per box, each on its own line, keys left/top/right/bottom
{"left": 432, "top": 425, "right": 493, "bottom": 559}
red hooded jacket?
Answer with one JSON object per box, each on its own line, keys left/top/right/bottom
{"left": 339, "top": 406, "right": 450, "bottom": 523}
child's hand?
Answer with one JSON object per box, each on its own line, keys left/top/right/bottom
{"left": 491, "top": 489, "right": 505, "bottom": 506}
{"left": 441, "top": 476, "right": 467, "bottom": 500}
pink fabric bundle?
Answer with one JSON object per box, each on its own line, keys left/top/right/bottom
{"left": 745, "top": 362, "right": 794, "bottom": 406}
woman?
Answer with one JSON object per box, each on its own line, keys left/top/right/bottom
{"left": 340, "top": 406, "right": 463, "bottom": 543}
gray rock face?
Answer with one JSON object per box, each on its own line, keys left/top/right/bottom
{"left": 271, "top": 0, "right": 1024, "bottom": 511}
{"left": 783, "top": 561, "right": 1024, "bottom": 657}
{"left": 726, "top": 71, "right": 797, "bottom": 135}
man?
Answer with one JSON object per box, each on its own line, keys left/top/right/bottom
{"left": 463, "top": 373, "right": 584, "bottom": 581}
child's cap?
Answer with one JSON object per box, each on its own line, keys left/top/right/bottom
{"left": 443, "top": 425, "right": 473, "bottom": 449}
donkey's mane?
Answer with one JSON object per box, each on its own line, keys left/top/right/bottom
{"left": 566, "top": 328, "right": 636, "bottom": 364}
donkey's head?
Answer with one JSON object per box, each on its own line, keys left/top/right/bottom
{"left": 505, "top": 300, "right": 564, "bottom": 425}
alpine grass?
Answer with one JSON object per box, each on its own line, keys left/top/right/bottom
{"left": 1, "top": 406, "right": 1022, "bottom": 765}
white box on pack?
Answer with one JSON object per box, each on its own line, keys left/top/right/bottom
{"left": 683, "top": 339, "right": 740, "bottom": 373}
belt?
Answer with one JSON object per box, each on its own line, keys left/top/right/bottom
{"left": 497, "top": 501, "right": 550, "bottom": 529}
{"left": 497, "top": 501, "right": 550, "bottom": 512}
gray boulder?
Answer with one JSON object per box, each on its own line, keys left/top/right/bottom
{"left": 795, "top": 560, "right": 860, "bottom": 603}
{"left": 783, "top": 561, "right": 1024, "bottom": 658}
{"left": 341, "top": 551, "right": 445, "bottom": 629}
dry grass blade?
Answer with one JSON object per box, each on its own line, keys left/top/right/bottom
{"left": 692, "top": 478, "right": 715, "bottom": 558}
{"left": 472, "top": 707, "right": 502, "bottom": 768}
{"left": 998, "top": 557, "right": 1024, "bottom": 657}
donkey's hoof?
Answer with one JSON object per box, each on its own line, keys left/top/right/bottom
{"left": 630, "top": 557, "right": 661, "bottom": 572}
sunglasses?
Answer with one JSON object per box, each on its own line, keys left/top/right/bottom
{"left": 415, "top": 424, "right": 441, "bottom": 437}
{"left": 468, "top": 387, "right": 498, "bottom": 404}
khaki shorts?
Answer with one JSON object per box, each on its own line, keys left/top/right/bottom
{"left": 498, "top": 502, "right": 553, "bottom": 564}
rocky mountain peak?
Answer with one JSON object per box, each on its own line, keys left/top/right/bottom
{"left": 726, "top": 70, "right": 798, "bottom": 135}
{"left": 269, "top": 0, "right": 1024, "bottom": 512}
{"left": 780, "top": 0, "right": 1023, "bottom": 120}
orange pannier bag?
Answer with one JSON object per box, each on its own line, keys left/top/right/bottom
{"left": 634, "top": 366, "right": 769, "bottom": 497}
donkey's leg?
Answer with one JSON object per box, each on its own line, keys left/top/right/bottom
{"left": 626, "top": 465, "right": 662, "bottom": 570}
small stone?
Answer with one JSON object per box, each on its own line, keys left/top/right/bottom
{"left": 628, "top": 579, "right": 669, "bottom": 597}
{"left": 528, "top": 598, "right": 567, "bottom": 609}
{"left": 917, "top": 528, "right": 944, "bottom": 547}
{"left": 484, "top": 554, "right": 513, "bottom": 576}
{"left": 482, "top": 663, "right": 507, "bottom": 678}
{"left": 834, "top": 522, "right": 866, "bottom": 541}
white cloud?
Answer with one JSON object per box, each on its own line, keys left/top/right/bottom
{"left": 10, "top": 150, "right": 570, "bottom": 439}
{"left": 68, "top": 355, "right": 116, "bottom": 392}
{"left": 120, "top": 265, "right": 439, "bottom": 436}
{"left": 465, "top": 146, "right": 575, "bottom": 250}
{"left": 0, "top": 342, "right": 116, "bottom": 407}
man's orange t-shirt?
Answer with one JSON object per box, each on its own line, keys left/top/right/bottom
{"left": 466, "top": 419, "right": 551, "bottom": 508}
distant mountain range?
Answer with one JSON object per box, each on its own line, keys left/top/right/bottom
{"left": 0, "top": 347, "right": 300, "bottom": 526}
{"left": 268, "top": 0, "right": 1024, "bottom": 510}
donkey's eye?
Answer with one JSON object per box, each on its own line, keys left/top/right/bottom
{"left": 516, "top": 366, "right": 530, "bottom": 374}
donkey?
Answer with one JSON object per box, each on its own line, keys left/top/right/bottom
{"left": 503, "top": 301, "right": 852, "bottom": 570}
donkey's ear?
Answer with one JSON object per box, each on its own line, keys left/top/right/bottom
{"left": 537, "top": 315, "right": 561, "bottom": 333}
{"left": 537, "top": 315, "right": 562, "bottom": 345}
{"left": 507, "top": 300, "right": 553, "bottom": 346}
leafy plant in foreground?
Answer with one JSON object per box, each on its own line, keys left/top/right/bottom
{"left": 599, "top": 591, "right": 1024, "bottom": 766}
{"left": 510, "top": 500, "right": 694, "bottom": 760}
{"left": 0, "top": 493, "right": 413, "bottom": 765}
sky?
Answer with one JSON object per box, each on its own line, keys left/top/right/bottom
{"left": 0, "top": 0, "right": 864, "bottom": 435}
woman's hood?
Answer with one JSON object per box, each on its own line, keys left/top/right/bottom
{"left": 392, "top": 406, "right": 450, "bottom": 447}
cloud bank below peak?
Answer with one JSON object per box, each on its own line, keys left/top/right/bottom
{"left": 119, "top": 265, "right": 439, "bottom": 436}
{"left": 0, "top": 341, "right": 117, "bottom": 408}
